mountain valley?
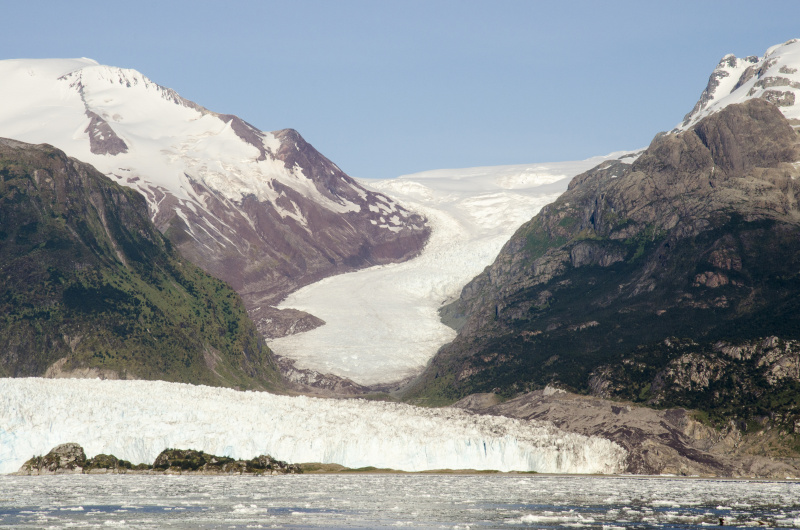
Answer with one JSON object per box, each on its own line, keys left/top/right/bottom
{"left": 3, "top": 39, "right": 800, "bottom": 477}
{"left": 0, "top": 58, "right": 429, "bottom": 347}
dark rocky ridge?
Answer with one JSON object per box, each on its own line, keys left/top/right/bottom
{"left": 405, "top": 100, "right": 800, "bottom": 445}
{"left": 0, "top": 138, "right": 283, "bottom": 390}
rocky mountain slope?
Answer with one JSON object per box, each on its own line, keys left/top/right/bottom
{"left": 0, "top": 138, "right": 282, "bottom": 390}
{"left": 0, "top": 59, "right": 429, "bottom": 341}
{"left": 405, "top": 98, "right": 800, "bottom": 442}
{"left": 454, "top": 388, "right": 800, "bottom": 478}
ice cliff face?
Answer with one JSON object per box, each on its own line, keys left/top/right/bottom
{"left": 0, "top": 378, "right": 626, "bottom": 475}
{"left": 0, "top": 58, "right": 429, "bottom": 342}
{"left": 678, "top": 38, "right": 800, "bottom": 130}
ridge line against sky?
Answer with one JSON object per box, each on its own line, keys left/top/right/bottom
{"left": 3, "top": 0, "right": 800, "bottom": 179}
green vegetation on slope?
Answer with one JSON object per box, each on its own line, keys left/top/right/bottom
{"left": 0, "top": 139, "right": 283, "bottom": 390}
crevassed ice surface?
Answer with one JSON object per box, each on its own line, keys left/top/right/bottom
{"left": 269, "top": 153, "right": 638, "bottom": 385}
{"left": 2, "top": 475, "right": 799, "bottom": 529}
{"left": 0, "top": 378, "right": 625, "bottom": 475}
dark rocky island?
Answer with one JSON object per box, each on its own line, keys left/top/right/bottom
{"left": 14, "top": 443, "right": 301, "bottom": 475}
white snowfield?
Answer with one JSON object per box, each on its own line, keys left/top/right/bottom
{"left": 0, "top": 378, "right": 626, "bottom": 475}
{"left": 269, "top": 153, "right": 638, "bottom": 385}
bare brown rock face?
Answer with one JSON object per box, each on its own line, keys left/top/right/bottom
{"left": 84, "top": 111, "right": 128, "bottom": 155}
{"left": 405, "top": 100, "right": 800, "bottom": 457}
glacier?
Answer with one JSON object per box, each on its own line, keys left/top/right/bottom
{"left": 269, "top": 154, "right": 639, "bottom": 385}
{"left": 0, "top": 378, "right": 626, "bottom": 475}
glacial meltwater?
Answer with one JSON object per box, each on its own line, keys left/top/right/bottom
{"left": 0, "top": 474, "right": 797, "bottom": 529}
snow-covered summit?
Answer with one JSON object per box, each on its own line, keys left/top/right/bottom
{"left": 678, "top": 38, "right": 800, "bottom": 131}
{"left": 0, "top": 58, "right": 429, "bottom": 343}
{"left": 0, "top": 58, "right": 346, "bottom": 211}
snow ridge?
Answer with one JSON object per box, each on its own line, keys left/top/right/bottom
{"left": 0, "top": 58, "right": 364, "bottom": 225}
{"left": 678, "top": 38, "right": 800, "bottom": 130}
{"left": 0, "top": 378, "right": 626, "bottom": 475}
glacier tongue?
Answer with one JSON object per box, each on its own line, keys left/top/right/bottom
{"left": 0, "top": 378, "right": 626, "bottom": 475}
{"left": 269, "top": 153, "right": 639, "bottom": 385}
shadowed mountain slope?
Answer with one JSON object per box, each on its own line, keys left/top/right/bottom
{"left": 407, "top": 100, "right": 800, "bottom": 436}
{"left": 0, "top": 138, "right": 283, "bottom": 390}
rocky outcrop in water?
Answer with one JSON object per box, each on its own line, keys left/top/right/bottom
{"left": 14, "top": 444, "right": 301, "bottom": 475}
{"left": 151, "top": 448, "right": 301, "bottom": 475}
{"left": 15, "top": 443, "right": 90, "bottom": 475}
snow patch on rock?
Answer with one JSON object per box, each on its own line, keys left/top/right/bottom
{"left": 678, "top": 39, "right": 800, "bottom": 131}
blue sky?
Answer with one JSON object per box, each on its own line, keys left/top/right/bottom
{"left": 3, "top": 1, "right": 800, "bottom": 179}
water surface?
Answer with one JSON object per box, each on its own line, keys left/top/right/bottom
{"left": 1, "top": 474, "right": 798, "bottom": 528}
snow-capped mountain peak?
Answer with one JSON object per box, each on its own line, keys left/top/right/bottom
{"left": 678, "top": 38, "right": 800, "bottom": 130}
{"left": 0, "top": 58, "right": 429, "bottom": 345}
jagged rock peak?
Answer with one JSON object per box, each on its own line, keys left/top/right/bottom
{"left": 678, "top": 38, "right": 800, "bottom": 131}
{"left": 645, "top": 98, "right": 800, "bottom": 181}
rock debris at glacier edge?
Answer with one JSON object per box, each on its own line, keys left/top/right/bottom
{"left": 0, "top": 378, "right": 626, "bottom": 475}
